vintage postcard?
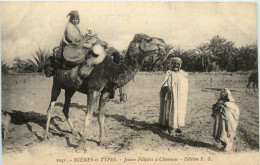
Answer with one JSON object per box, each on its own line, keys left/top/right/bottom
{"left": 1, "top": 1, "right": 258, "bottom": 165}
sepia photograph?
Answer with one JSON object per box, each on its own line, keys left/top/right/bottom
{"left": 1, "top": 1, "right": 258, "bottom": 165}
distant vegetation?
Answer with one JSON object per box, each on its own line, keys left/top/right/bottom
{"left": 2, "top": 48, "right": 51, "bottom": 74}
{"left": 28, "top": 48, "right": 51, "bottom": 73}
{"left": 141, "top": 35, "right": 258, "bottom": 72}
{"left": 1, "top": 35, "right": 258, "bottom": 74}
{"left": 1, "top": 61, "right": 10, "bottom": 75}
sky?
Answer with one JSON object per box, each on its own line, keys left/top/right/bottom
{"left": 0, "top": 1, "right": 258, "bottom": 65}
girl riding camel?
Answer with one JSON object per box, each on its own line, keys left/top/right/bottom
{"left": 58, "top": 11, "right": 106, "bottom": 68}
{"left": 61, "top": 10, "right": 84, "bottom": 47}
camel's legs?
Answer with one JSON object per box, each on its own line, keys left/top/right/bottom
{"left": 246, "top": 82, "right": 250, "bottom": 88}
{"left": 44, "top": 82, "right": 61, "bottom": 139}
{"left": 78, "top": 90, "right": 101, "bottom": 150}
{"left": 63, "top": 89, "right": 77, "bottom": 135}
{"left": 98, "top": 92, "right": 110, "bottom": 145}
{"left": 253, "top": 82, "right": 257, "bottom": 92}
{"left": 246, "top": 82, "right": 251, "bottom": 92}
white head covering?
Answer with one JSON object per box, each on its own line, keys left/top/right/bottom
{"left": 219, "top": 88, "right": 235, "bottom": 102}
{"left": 172, "top": 57, "right": 182, "bottom": 69}
{"left": 88, "top": 26, "right": 93, "bottom": 31}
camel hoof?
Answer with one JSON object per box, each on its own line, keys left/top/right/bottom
{"left": 98, "top": 136, "right": 107, "bottom": 146}
{"left": 43, "top": 132, "right": 50, "bottom": 140}
{"left": 76, "top": 140, "right": 87, "bottom": 153}
{"left": 72, "top": 130, "right": 81, "bottom": 139}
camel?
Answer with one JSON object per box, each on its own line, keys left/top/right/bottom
{"left": 246, "top": 72, "right": 258, "bottom": 92}
{"left": 44, "top": 33, "right": 167, "bottom": 151}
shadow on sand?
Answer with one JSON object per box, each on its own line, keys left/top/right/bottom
{"left": 55, "top": 102, "right": 87, "bottom": 109}
{"left": 109, "top": 114, "right": 221, "bottom": 152}
{"left": 4, "top": 110, "right": 49, "bottom": 129}
{"left": 3, "top": 110, "right": 71, "bottom": 142}
{"left": 2, "top": 110, "right": 98, "bottom": 148}
{"left": 3, "top": 110, "right": 220, "bottom": 151}
{"left": 201, "top": 88, "right": 238, "bottom": 92}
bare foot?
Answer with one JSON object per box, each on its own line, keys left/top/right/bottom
{"left": 224, "top": 143, "right": 233, "bottom": 152}
{"left": 175, "top": 128, "right": 182, "bottom": 133}
{"left": 168, "top": 127, "right": 174, "bottom": 134}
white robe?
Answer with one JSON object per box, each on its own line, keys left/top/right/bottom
{"left": 160, "top": 70, "right": 189, "bottom": 128}
{"left": 213, "top": 102, "right": 240, "bottom": 144}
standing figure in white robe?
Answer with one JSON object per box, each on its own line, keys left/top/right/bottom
{"left": 211, "top": 88, "right": 240, "bottom": 152}
{"left": 159, "top": 57, "right": 189, "bottom": 134}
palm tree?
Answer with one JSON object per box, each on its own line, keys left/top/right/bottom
{"left": 222, "top": 41, "right": 236, "bottom": 71}
{"left": 208, "top": 35, "right": 236, "bottom": 71}
{"left": 182, "top": 49, "right": 197, "bottom": 71}
{"left": 1, "top": 61, "right": 10, "bottom": 74}
{"left": 140, "top": 44, "right": 175, "bottom": 72}
{"left": 28, "top": 48, "right": 51, "bottom": 73}
{"left": 225, "top": 47, "right": 239, "bottom": 72}
{"left": 233, "top": 44, "right": 258, "bottom": 71}
{"left": 196, "top": 43, "right": 212, "bottom": 72}
{"left": 208, "top": 35, "right": 226, "bottom": 55}
{"left": 153, "top": 44, "right": 174, "bottom": 71}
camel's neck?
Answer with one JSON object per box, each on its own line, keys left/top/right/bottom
{"left": 124, "top": 50, "right": 141, "bottom": 71}
{"left": 112, "top": 48, "right": 143, "bottom": 87}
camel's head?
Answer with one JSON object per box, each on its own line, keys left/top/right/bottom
{"left": 127, "top": 34, "right": 167, "bottom": 60}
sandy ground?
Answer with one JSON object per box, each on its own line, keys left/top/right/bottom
{"left": 1, "top": 72, "right": 259, "bottom": 165}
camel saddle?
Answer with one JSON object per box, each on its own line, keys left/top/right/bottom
{"left": 52, "top": 46, "right": 85, "bottom": 69}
